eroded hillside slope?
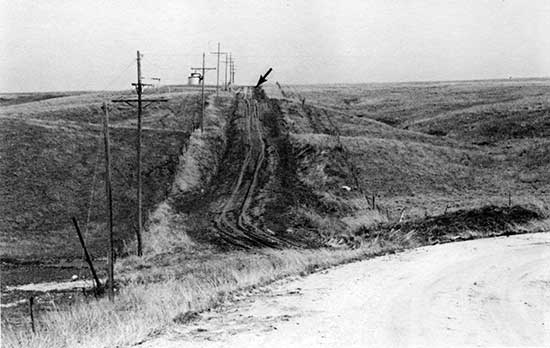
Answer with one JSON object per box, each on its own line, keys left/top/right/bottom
{"left": 147, "top": 80, "right": 549, "bottom": 254}
{"left": 0, "top": 90, "right": 201, "bottom": 260}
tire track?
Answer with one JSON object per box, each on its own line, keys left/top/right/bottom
{"left": 215, "top": 89, "right": 278, "bottom": 248}
{"left": 214, "top": 88, "right": 301, "bottom": 249}
{"left": 238, "top": 100, "right": 297, "bottom": 248}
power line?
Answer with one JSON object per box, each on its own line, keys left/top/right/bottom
{"left": 97, "top": 59, "right": 136, "bottom": 93}
{"left": 210, "top": 42, "right": 227, "bottom": 97}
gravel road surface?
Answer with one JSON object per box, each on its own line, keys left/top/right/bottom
{"left": 143, "top": 233, "right": 550, "bottom": 347}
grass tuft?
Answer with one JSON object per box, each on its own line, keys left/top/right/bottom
{"left": 2, "top": 242, "right": 396, "bottom": 348}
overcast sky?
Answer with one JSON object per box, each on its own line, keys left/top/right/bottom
{"left": 1, "top": 0, "right": 549, "bottom": 92}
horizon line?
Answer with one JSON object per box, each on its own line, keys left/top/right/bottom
{"left": 2, "top": 76, "right": 549, "bottom": 94}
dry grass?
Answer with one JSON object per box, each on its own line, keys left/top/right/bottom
{"left": 407, "top": 94, "right": 550, "bottom": 142}
{"left": 0, "top": 92, "right": 90, "bottom": 106}
{"left": 145, "top": 95, "right": 228, "bottom": 254}
{"left": 513, "top": 217, "right": 550, "bottom": 234}
{"left": 356, "top": 205, "right": 546, "bottom": 247}
{"left": 264, "top": 80, "right": 550, "bottom": 249}
{"left": 266, "top": 79, "right": 550, "bottom": 127}
{"left": 4, "top": 212, "right": 544, "bottom": 348}
{"left": 282, "top": 80, "right": 550, "bottom": 222}
{"left": 170, "top": 95, "right": 227, "bottom": 195}
{"left": 0, "top": 91, "right": 199, "bottom": 260}
{"left": 2, "top": 241, "right": 397, "bottom": 348}
{"left": 144, "top": 202, "right": 195, "bottom": 254}
{"left": 4, "top": 81, "right": 549, "bottom": 347}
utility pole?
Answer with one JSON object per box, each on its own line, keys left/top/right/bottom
{"left": 210, "top": 42, "right": 227, "bottom": 97}
{"left": 230, "top": 55, "right": 233, "bottom": 85}
{"left": 135, "top": 50, "right": 143, "bottom": 257}
{"left": 102, "top": 102, "right": 114, "bottom": 301}
{"left": 112, "top": 50, "right": 167, "bottom": 257}
{"left": 223, "top": 53, "right": 229, "bottom": 91}
{"left": 191, "top": 52, "right": 215, "bottom": 132}
{"left": 230, "top": 55, "right": 236, "bottom": 85}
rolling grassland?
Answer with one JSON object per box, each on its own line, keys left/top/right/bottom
{"left": 2, "top": 80, "right": 549, "bottom": 347}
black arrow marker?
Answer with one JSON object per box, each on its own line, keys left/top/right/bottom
{"left": 255, "top": 68, "right": 273, "bottom": 88}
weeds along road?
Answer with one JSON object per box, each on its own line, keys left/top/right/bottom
{"left": 143, "top": 233, "right": 550, "bottom": 348}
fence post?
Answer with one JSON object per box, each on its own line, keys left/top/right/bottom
{"left": 29, "top": 296, "right": 35, "bottom": 334}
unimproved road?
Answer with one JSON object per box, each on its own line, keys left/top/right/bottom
{"left": 144, "top": 233, "right": 550, "bottom": 347}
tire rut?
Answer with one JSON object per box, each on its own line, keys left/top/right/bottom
{"left": 215, "top": 89, "right": 286, "bottom": 248}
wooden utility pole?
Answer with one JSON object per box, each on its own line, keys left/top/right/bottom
{"left": 102, "top": 102, "right": 114, "bottom": 301}
{"left": 223, "top": 53, "right": 229, "bottom": 91}
{"left": 210, "top": 42, "right": 227, "bottom": 97}
{"left": 230, "top": 55, "right": 235, "bottom": 85}
{"left": 230, "top": 54, "right": 233, "bottom": 85}
{"left": 112, "top": 51, "right": 167, "bottom": 257}
{"left": 136, "top": 50, "right": 143, "bottom": 257}
{"left": 191, "top": 53, "right": 215, "bottom": 132}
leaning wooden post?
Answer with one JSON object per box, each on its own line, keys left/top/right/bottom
{"left": 71, "top": 217, "right": 102, "bottom": 294}
{"left": 29, "top": 296, "right": 35, "bottom": 333}
{"left": 102, "top": 102, "right": 115, "bottom": 301}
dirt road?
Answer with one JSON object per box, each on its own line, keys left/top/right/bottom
{"left": 143, "top": 233, "right": 550, "bottom": 347}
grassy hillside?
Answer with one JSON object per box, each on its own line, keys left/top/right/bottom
{"left": 275, "top": 79, "right": 550, "bottom": 127}
{"left": 5, "top": 80, "right": 546, "bottom": 262}
{"left": 266, "top": 79, "right": 550, "bottom": 234}
{"left": 3, "top": 81, "right": 549, "bottom": 348}
{"left": 0, "top": 92, "right": 101, "bottom": 107}
{"left": 3, "top": 81, "right": 547, "bottom": 260}
{"left": 408, "top": 94, "right": 550, "bottom": 143}
{"left": 0, "top": 90, "right": 202, "bottom": 260}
